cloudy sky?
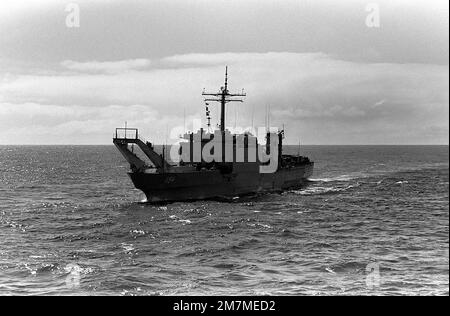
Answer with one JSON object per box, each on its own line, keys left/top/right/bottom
{"left": 0, "top": 0, "right": 448, "bottom": 144}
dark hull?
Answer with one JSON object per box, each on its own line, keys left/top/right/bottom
{"left": 129, "top": 162, "right": 314, "bottom": 202}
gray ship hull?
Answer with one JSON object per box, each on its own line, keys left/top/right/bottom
{"left": 129, "top": 162, "right": 314, "bottom": 203}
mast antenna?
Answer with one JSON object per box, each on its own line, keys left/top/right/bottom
{"left": 183, "top": 107, "right": 186, "bottom": 133}
{"left": 225, "top": 66, "right": 228, "bottom": 90}
{"left": 265, "top": 105, "right": 268, "bottom": 133}
{"left": 251, "top": 103, "right": 254, "bottom": 133}
{"left": 202, "top": 66, "right": 246, "bottom": 132}
{"left": 234, "top": 103, "right": 237, "bottom": 130}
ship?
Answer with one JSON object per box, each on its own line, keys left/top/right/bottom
{"left": 113, "top": 68, "right": 314, "bottom": 202}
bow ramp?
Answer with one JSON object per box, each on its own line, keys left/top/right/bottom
{"left": 113, "top": 128, "right": 171, "bottom": 172}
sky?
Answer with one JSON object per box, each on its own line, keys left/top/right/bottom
{"left": 0, "top": 0, "right": 448, "bottom": 145}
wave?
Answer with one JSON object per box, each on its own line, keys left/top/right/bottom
{"left": 309, "top": 164, "right": 448, "bottom": 185}
{"left": 325, "top": 261, "right": 368, "bottom": 274}
{"left": 293, "top": 183, "right": 360, "bottom": 196}
{"left": 169, "top": 214, "right": 192, "bottom": 225}
{"left": 120, "top": 243, "right": 135, "bottom": 252}
{"left": 309, "top": 173, "right": 367, "bottom": 183}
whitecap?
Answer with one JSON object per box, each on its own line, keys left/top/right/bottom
{"left": 309, "top": 174, "right": 361, "bottom": 183}
{"left": 325, "top": 267, "right": 336, "bottom": 274}
{"left": 120, "top": 243, "right": 135, "bottom": 252}
{"left": 295, "top": 183, "right": 360, "bottom": 196}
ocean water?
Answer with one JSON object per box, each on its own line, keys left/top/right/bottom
{"left": 0, "top": 145, "right": 448, "bottom": 296}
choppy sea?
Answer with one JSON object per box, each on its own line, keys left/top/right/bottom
{"left": 0, "top": 145, "right": 448, "bottom": 295}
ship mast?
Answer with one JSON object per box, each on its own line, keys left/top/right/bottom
{"left": 202, "top": 66, "right": 246, "bottom": 132}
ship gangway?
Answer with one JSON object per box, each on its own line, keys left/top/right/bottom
{"left": 113, "top": 127, "right": 171, "bottom": 172}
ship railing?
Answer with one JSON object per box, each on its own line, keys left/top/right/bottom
{"left": 113, "top": 128, "right": 167, "bottom": 159}
{"left": 114, "top": 127, "right": 139, "bottom": 140}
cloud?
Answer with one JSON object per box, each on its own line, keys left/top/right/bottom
{"left": 0, "top": 52, "right": 448, "bottom": 144}
{"left": 0, "top": 102, "right": 167, "bottom": 144}
{"left": 1, "top": 0, "right": 448, "bottom": 67}
{"left": 0, "top": 0, "right": 55, "bottom": 17}
{"left": 372, "top": 99, "right": 387, "bottom": 108}
{"left": 61, "top": 59, "right": 151, "bottom": 74}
